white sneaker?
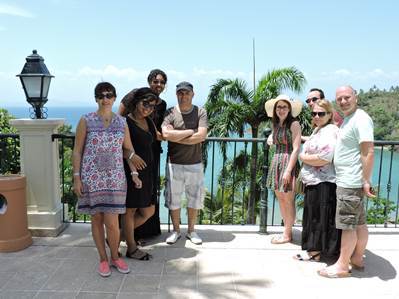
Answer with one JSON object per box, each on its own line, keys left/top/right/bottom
{"left": 166, "top": 231, "right": 181, "bottom": 244}
{"left": 186, "top": 231, "right": 202, "bottom": 245}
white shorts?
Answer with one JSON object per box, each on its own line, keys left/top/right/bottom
{"left": 164, "top": 162, "right": 205, "bottom": 210}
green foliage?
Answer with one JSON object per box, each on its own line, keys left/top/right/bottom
{"left": 357, "top": 86, "right": 399, "bottom": 140}
{"left": 296, "top": 106, "right": 313, "bottom": 137}
{"left": 366, "top": 191, "right": 396, "bottom": 224}
{"left": 0, "top": 109, "right": 20, "bottom": 174}
{"left": 205, "top": 67, "right": 307, "bottom": 224}
{"left": 0, "top": 109, "right": 17, "bottom": 133}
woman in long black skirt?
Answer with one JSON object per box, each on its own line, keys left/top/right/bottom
{"left": 294, "top": 99, "right": 341, "bottom": 261}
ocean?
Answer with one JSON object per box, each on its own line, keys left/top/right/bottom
{"left": 4, "top": 106, "right": 399, "bottom": 224}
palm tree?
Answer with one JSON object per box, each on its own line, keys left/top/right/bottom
{"left": 205, "top": 67, "right": 306, "bottom": 224}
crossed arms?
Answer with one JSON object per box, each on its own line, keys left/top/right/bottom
{"left": 162, "top": 124, "right": 207, "bottom": 145}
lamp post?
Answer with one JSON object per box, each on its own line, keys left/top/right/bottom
{"left": 16, "top": 50, "right": 54, "bottom": 119}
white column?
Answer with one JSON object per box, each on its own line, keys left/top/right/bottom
{"left": 10, "top": 118, "right": 68, "bottom": 237}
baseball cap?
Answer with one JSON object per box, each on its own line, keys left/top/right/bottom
{"left": 176, "top": 81, "right": 193, "bottom": 92}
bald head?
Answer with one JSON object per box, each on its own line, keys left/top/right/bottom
{"left": 335, "top": 85, "right": 358, "bottom": 116}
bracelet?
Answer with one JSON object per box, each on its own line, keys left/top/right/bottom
{"left": 131, "top": 171, "right": 139, "bottom": 176}
{"left": 73, "top": 172, "right": 80, "bottom": 176}
{"left": 128, "top": 151, "right": 135, "bottom": 160}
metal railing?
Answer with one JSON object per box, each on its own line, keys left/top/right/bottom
{"left": 1, "top": 132, "right": 398, "bottom": 229}
{"left": 367, "top": 141, "right": 399, "bottom": 227}
{"left": 51, "top": 134, "right": 271, "bottom": 228}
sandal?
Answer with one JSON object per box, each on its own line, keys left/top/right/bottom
{"left": 293, "top": 252, "right": 321, "bottom": 262}
{"left": 135, "top": 238, "right": 146, "bottom": 247}
{"left": 105, "top": 238, "right": 122, "bottom": 258}
{"left": 270, "top": 235, "right": 291, "bottom": 244}
{"left": 318, "top": 268, "right": 351, "bottom": 278}
{"left": 126, "top": 248, "right": 153, "bottom": 261}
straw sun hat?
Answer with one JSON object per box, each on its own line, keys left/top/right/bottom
{"left": 264, "top": 94, "right": 303, "bottom": 118}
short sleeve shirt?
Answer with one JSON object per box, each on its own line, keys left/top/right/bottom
{"left": 162, "top": 105, "right": 208, "bottom": 165}
{"left": 334, "top": 109, "right": 374, "bottom": 188}
{"left": 301, "top": 124, "right": 338, "bottom": 186}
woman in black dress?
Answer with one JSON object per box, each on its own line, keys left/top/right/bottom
{"left": 122, "top": 87, "right": 160, "bottom": 259}
{"left": 119, "top": 69, "right": 167, "bottom": 240}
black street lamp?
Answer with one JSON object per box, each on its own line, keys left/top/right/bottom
{"left": 16, "top": 50, "right": 54, "bottom": 119}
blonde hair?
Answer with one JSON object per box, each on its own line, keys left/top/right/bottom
{"left": 313, "top": 99, "right": 334, "bottom": 126}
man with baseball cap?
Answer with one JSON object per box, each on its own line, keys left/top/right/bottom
{"left": 162, "top": 81, "right": 208, "bottom": 245}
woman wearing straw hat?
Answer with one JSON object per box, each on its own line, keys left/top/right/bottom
{"left": 265, "top": 95, "right": 302, "bottom": 244}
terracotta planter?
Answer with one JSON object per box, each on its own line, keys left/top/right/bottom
{"left": 0, "top": 175, "right": 32, "bottom": 252}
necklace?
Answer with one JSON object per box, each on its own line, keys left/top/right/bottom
{"left": 129, "top": 113, "right": 149, "bottom": 131}
{"left": 97, "top": 111, "right": 113, "bottom": 127}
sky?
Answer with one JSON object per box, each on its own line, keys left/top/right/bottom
{"left": 1, "top": 0, "right": 399, "bottom": 108}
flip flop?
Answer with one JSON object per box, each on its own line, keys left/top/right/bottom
{"left": 318, "top": 268, "right": 351, "bottom": 278}
{"left": 350, "top": 262, "right": 365, "bottom": 271}
{"left": 293, "top": 252, "right": 321, "bottom": 262}
{"left": 271, "top": 235, "right": 291, "bottom": 244}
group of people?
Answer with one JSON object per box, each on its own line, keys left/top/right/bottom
{"left": 72, "top": 69, "right": 208, "bottom": 277}
{"left": 265, "top": 86, "right": 374, "bottom": 278}
{"left": 72, "top": 73, "right": 374, "bottom": 279}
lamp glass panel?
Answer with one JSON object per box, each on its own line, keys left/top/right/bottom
{"left": 42, "top": 77, "right": 51, "bottom": 98}
{"left": 21, "top": 76, "right": 42, "bottom": 98}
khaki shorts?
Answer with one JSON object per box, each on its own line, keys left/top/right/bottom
{"left": 164, "top": 162, "right": 205, "bottom": 210}
{"left": 336, "top": 187, "right": 366, "bottom": 230}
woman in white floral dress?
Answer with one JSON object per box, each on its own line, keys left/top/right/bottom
{"left": 73, "top": 82, "right": 141, "bottom": 277}
{"left": 294, "top": 99, "right": 341, "bottom": 262}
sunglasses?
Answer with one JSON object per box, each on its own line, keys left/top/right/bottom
{"left": 276, "top": 105, "right": 289, "bottom": 110}
{"left": 142, "top": 101, "right": 156, "bottom": 109}
{"left": 152, "top": 79, "right": 166, "bottom": 85}
{"left": 311, "top": 112, "right": 328, "bottom": 117}
{"left": 306, "top": 97, "right": 319, "bottom": 104}
{"left": 96, "top": 93, "right": 114, "bottom": 100}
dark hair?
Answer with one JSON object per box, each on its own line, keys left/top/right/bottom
{"left": 126, "top": 87, "right": 158, "bottom": 113}
{"left": 94, "top": 82, "right": 116, "bottom": 98}
{"left": 309, "top": 88, "right": 325, "bottom": 99}
{"left": 147, "top": 69, "right": 167, "bottom": 84}
{"left": 272, "top": 100, "right": 295, "bottom": 128}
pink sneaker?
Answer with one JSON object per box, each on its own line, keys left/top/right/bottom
{"left": 111, "top": 258, "right": 130, "bottom": 274}
{"left": 98, "top": 260, "right": 111, "bottom": 277}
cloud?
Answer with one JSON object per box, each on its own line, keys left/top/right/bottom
{"left": 319, "top": 68, "right": 399, "bottom": 81}
{"left": 193, "top": 67, "right": 248, "bottom": 79}
{"left": 75, "top": 65, "right": 146, "bottom": 81}
{"left": 0, "top": 4, "right": 35, "bottom": 18}
{"left": 334, "top": 69, "right": 351, "bottom": 76}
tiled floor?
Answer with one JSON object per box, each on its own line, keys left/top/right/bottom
{"left": 0, "top": 224, "right": 398, "bottom": 298}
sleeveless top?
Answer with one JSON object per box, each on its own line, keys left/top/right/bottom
{"left": 77, "top": 112, "right": 127, "bottom": 215}
{"left": 266, "top": 124, "right": 299, "bottom": 192}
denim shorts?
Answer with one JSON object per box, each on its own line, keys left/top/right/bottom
{"left": 164, "top": 162, "right": 205, "bottom": 210}
{"left": 336, "top": 187, "right": 366, "bottom": 230}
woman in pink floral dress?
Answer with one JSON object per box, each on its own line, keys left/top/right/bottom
{"left": 73, "top": 82, "right": 141, "bottom": 277}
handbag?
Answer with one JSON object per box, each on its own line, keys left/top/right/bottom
{"left": 294, "top": 167, "right": 305, "bottom": 195}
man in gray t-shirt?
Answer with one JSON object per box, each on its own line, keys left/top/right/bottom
{"left": 162, "top": 81, "right": 208, "bottom": 245}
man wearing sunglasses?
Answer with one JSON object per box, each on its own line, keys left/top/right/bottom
{"left": 306, "top": 88, "right": 325, "bottom": 109}
{"left": 162, "top": 81, "right": 208, "bottom": 245}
